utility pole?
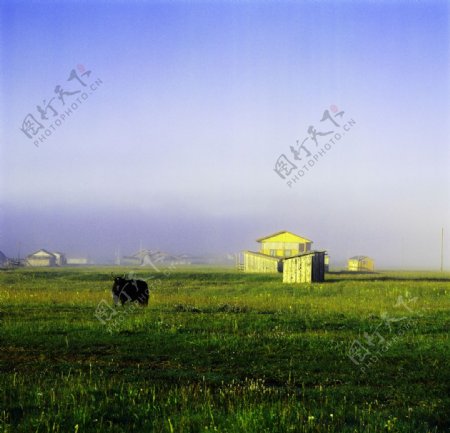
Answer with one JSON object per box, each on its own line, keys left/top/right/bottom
{"left": 441, "top": 228, "right": 444, "bottom": 272}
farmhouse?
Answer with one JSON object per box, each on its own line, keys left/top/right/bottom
{"left": 283, "top": 251, "right": 326, "bottom": 283}
{"left": 348, "top": 256, "right": 374, "bottom": 272}
{"left": 257, "top": 231, "right": 312, "bottom": 257}
{"left": 26, "top": 249, "right": 57, "bottom": 267}
{"left": 242, "top": 230, "right": 313, "bottom": 273}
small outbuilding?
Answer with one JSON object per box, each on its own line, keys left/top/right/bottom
{"left": 348, "top": 256, "right": 374, "bottom": 272}
{"left": 283, "top": 251, "right": 326, "bottom": 283}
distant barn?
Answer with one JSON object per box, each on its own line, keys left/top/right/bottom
{"left": 348, "top": 256, "right": 374, "bottom": 272}
{"left": 26, "top": 249, "right": 57, "bottom": 267}
{"left": 283, "top": 251, "right": 326, "bottom": 283}
{"left": 26, "top": 249, "right": 67, "bottom": 267}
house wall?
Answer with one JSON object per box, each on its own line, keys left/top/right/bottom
{"left": 53, "top": 254, "right": 67, "bottom": 266}
{"left": 27, "top": 257, "right": 56, "bottom": 267}
{"left": 283, "top": 255, "right": 313, "bottom": 283}
{"left": 260, "top": 241, "right": 311, "bottom": 257}
{"left": 243, "top": 252, "right": 280, "bottom": 273}
{"left": 324, "top": 255, "right": 330, "bottom": 272}
{"left": 348, "top": 259, "right": 358, "bottom": 271}
{"left": 359, "top": 259, "right": 374, "bottom": 271}
{"left": 67, "top": 258, "right": 89, "bottom": 265}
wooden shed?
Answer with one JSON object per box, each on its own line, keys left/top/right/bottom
{"left": 282, "top": 251, "right": 326, "bottom": 283}
{"left": 347, "top": 256, "right": 374, "bottom": 272}
{"left": 243, "top": 251, "right": 282, "bottom": 273}
{"left": 26, "top": 249, "right": 57, "bottom": 267}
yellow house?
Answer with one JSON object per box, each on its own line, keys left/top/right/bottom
{"left": 257, "top": 231, "right": 312, "bottom": 258}
{"left": 242, "top": 231, "right": 313, "bottom": 273}
{"left": 348, "top": 256, "right": 374, "bottom": 272}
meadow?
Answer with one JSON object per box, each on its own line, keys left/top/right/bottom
{"left": 0, "top": 267, "right": 449, "bottom": 432}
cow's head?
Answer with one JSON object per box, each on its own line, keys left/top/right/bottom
{"left": 111, "top": 276, "right": 127, "bottom": 295}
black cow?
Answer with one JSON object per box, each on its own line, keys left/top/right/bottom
{"left": 112, "top": 276, "right": 149, "bottom": 306}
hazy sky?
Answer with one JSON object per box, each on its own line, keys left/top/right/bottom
{"left": 1, "top": 0, "right": 449, "bottom": 267}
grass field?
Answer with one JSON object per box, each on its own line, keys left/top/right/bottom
{"left": 0, "top": 267, "right": 449, "bottom": 433}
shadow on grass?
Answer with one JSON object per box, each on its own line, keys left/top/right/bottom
{"left": 325, "top": 271, "right": 450, "bottom": 283}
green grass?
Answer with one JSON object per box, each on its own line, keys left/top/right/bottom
{"left": 0, "top": 267, "right": 449, "bottom": 432}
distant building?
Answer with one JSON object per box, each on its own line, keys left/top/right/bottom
{"left": 26, "top": 249, "right": 57, "bottom": 267}
{"left": 66, "top": 257, "right": 90, "bottom": 265}
{"left": 52, "top": 252, "right": 67, "bottom": 266}
{"left": 283, "top": 251, "right": 326, "bottom": 283}
{"left": 348, "top": 256, "right": 374, "bottom": 272}
{"left": 242, "top": 231, "right": 313, "bottom": 273}
{"left": 122, "top": 250, "right": 190, "bottom": 267}
{"left": 0, "top": 251, "right": 7, "bottom": 267}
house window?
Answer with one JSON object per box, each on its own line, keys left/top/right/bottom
{"left": 270, "top": 249, "right": 276, "bottom": 256}
{"left": 299, "top": 244, "right": 305, "bottom": 253}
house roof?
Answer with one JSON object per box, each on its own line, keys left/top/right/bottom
{"left": 27, "top": 249, "right": 56, "bottom": 258}
{"left": 349, "top": 256, "right": 372, "bottom": 260}
{"left": 283, "top": 250, "right": 327, "bottom": 260}
{"left": 256, "top": 230, "right": 312, "bottom": 243}
{"left": 242, "top": 251, "right": 281, "bottom": 261}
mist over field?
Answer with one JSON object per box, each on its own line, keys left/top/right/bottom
{"left": 1, "top": 201, "right": 447, "bottom": 268}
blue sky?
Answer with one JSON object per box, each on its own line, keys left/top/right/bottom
{"left": 1, "top": 0, "right": 449, "bottom": 267}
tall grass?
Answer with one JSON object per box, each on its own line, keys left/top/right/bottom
{"left": 0, "top": 268, "right": 449, "bottom": 432}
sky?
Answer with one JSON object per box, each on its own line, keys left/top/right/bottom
{"left": 0, "top": 0, "right": 449, "bottom": 268}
